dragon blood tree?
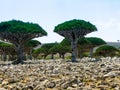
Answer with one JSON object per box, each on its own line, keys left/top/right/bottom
{"left": 54, "top": 19, "right": 97, "bottom": 62}
{"left": 0, "top": 20, "right": 47, "bottom": 64}
{"left": 25, "top": 40, "right": 41, "bottom": 60}
{"left": 86, "top": 37, "right": 106, "bottom": 57}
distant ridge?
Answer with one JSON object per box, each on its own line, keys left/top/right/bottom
{"left": 107, "top": 42, "right": 120, "bottom": 48}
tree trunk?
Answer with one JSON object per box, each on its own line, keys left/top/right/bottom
{"left": 2, "top": 52, "right": 7, "bottom": 61}
{"left": 29, "top": 49, "right": 32, "bottom": 60}
{"left": 51, "top": 53, "right": 54, "bottom": 59}
{"left": 59, "top": 54, "right": 62, "bottom": 58}
{"left": 89, "top": 48, "right": 93, "bottom": 58}
{"left": 43, "top": 55, "right": 46, "bottom": 59}
{"left": 13, "top": 45, "right": 25, "bottom": 64}
{"left": 79, "top": 49, "right": 83, "bottom": 59}
{"left": 62, "top": 54, "right": 65, "bottom": 59}
{"left": 71, "top": 40, "right": 77, "bottom": 62}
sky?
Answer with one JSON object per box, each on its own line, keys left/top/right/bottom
{"left": 0, "top": 0, "right": 120, "bottom": 43}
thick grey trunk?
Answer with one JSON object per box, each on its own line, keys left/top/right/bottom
{"left": 17, "top": 48, "right": 25, "bottom": 63}
{"left": 29, "top": 49, "right": 32, "bottom": 60}
{"left": 2, "top": 52, "right": 7, "bottom": 61}
{"left": 59, "top": 54, "right": 62, "bottom": 58}
{"left": 71, "top": 40, "right": 77, "bottom": 62}
{"left": 13, "top": 45, "right": 25, "bottom": 64}
{"left": 51, "top": 54, "right": 54, "bottom": 59}
{"left": 78, "top": 49, "right": 83, "bottom": 59}
{"left": 62, "top": 54, "right": 65, "bottom": 59}
{"left": 89, "top": 48, "right": 93, "bottom": 58}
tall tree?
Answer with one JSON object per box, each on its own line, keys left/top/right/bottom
{"left": 0, "top": 20, "right": 47, "bottom": 64}
{"left": 54, "top": 19, "right": 97, "bottom": 62}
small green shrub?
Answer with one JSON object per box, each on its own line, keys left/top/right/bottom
{"left": 94, "top": 45, "right": 120, "bottom": 57}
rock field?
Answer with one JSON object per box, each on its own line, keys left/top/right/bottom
{"left": 0, "top": 57, "right": 120, "bottom": 90}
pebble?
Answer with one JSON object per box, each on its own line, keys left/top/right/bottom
{"left": 0, "top": 57, "right": 119, "bottom": 89}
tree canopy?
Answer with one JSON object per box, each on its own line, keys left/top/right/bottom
{"left": 78, "top": 37, "right": 91, "bottom": 46}
{"left": 0, "top": 41, "right": 15, "bottom": 61}
{"left": 95, "top": 45, "right": 120, "bottom": 57}
{"left": 25, "top": 40, "right": 41, "bottom": 47}
{"left": 54, "top": 19, "right": 97, "bottom": 41}
{"left": 86, "top": 37, "right": 106, "bottom": 46}
{"left": 54, "top": 19, "right": 97, "bottom": 33}
{"left": 60, "top": 38, "right": 71, "bottom": 46}
{"left": 33, "top": 43, "right": 57, "bottom": 59}
{"left": 0, "top": 20, "right": 47, "bottom": 34}
{"left": 49, "top": 43, "right": 70, "bottom": 55}
{"left": 0, "top": 41, "right": 13, "bottom": 48}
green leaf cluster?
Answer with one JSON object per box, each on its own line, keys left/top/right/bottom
{"left": 95, "top": 45, "right": 120, "bottom": 57}
{"left": 54, "top": 19, "right": 97, "bottom": 32}
{"left": 33, "top": 43, "right": 57, "bottom": 56}
{"left": 0, "top": 20, "right": 47, "bottom": 35}
{"left": 25, "top": 40, "right": 41, "bottom": 47}
{"left": 61, "top": 37, "right": 91, "bottom": 46}
{"left": 78, "top": 37, "right": 91, "bottom": 45}
{"left": 49, "top": 43, "right": 70, "bottom": 54}
{"left": 86, "top": 37, "right": 106, "bottom": 46}
{"left": 60, "top": 38, "right": 71, "bottom": 46}
{"left": 0, "top": 41, "right": 13, "bottom": 48}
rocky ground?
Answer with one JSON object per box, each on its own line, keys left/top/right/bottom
{"left": 0, "top": 57, "right": 120, "bottom": 90}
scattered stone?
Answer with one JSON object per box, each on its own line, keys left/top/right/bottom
{"left": 0, "top": 58, "right": 119, "bottom": 89}
{"left": 61, "top": 82, "right": 69, "bottom": 89}
{"left": 47, "top": 82, "right": 56, "bottom": 88}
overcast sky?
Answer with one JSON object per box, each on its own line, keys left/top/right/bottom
{"left": 0, "top": 0, "right": 120, "bottom": 43}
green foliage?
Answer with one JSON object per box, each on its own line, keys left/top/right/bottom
{"left": 0, "top": 41, "right": 16, "bottom": 60}
{"left": 78, "top": 37, "right": 91, "bottom": 46}
{"left": 61, "top": 37, "right": 91, "bottom": 47}
{"left": 41, "top": 43, "right": 57, "bottom": 49}
{"left": 54, "top": 19, "right": 97, "bottom": 32}
{"left": 49, "top": 43, "right": 70, "bottom": 54}
{"left": 54, "top": 19, "right": 97, "bottom": 62}
{"left": 77, "top": 37, "right": 91, "bottom": 57}
{"left": 86, "top": 37, "right": 106, "bottom": 46}
{"left": 60, "top": 38, "right": 71, "bottom": 46}
{"left": 0, "top": 41, "right": 13, "bottom": 48}
{"left": 95, "top": 45, "right": 120, "bottom": 57}
{"left": 25, "top": 40, "right": 41, "bottom": 47}
{"left": 33, "top": 47, "right": 48, "bottom": 55}
{"left": 33, "top": 43, "right": 57, "bottom": 57}
{"left": 0, "top": 20, "right": 47, "bottom": 64}
{"left": 0, "top": 20, "right": 47, "bottom": 35}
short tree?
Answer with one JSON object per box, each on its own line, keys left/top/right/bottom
{"left": 0, "top": 20, "right": 47, "bottom": 64}
{"left": 77, "top": 37, "right": 91, "bottom": 58}
{"left": 25, "top": 40, "right": 41, "bottom": 60}
{"left": 33, "top": 43, "right": 57, "bottom": 59}
{"left": 0, "top": 41, "right": 14, "bottom": 61}
{"left": 54, "top": 19, "right": 97, "bottom": 62}
{"left": 60, "top": 38, "right": 71, "bottom": 56}
{"left": 95, "top": 45, "right": 120, "bottom": 57}
{"left": 49, "top": 43, "right": 70, "bottom": 59}
{"left": 86, "top": 37, "right": 106, "bottom": 57}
